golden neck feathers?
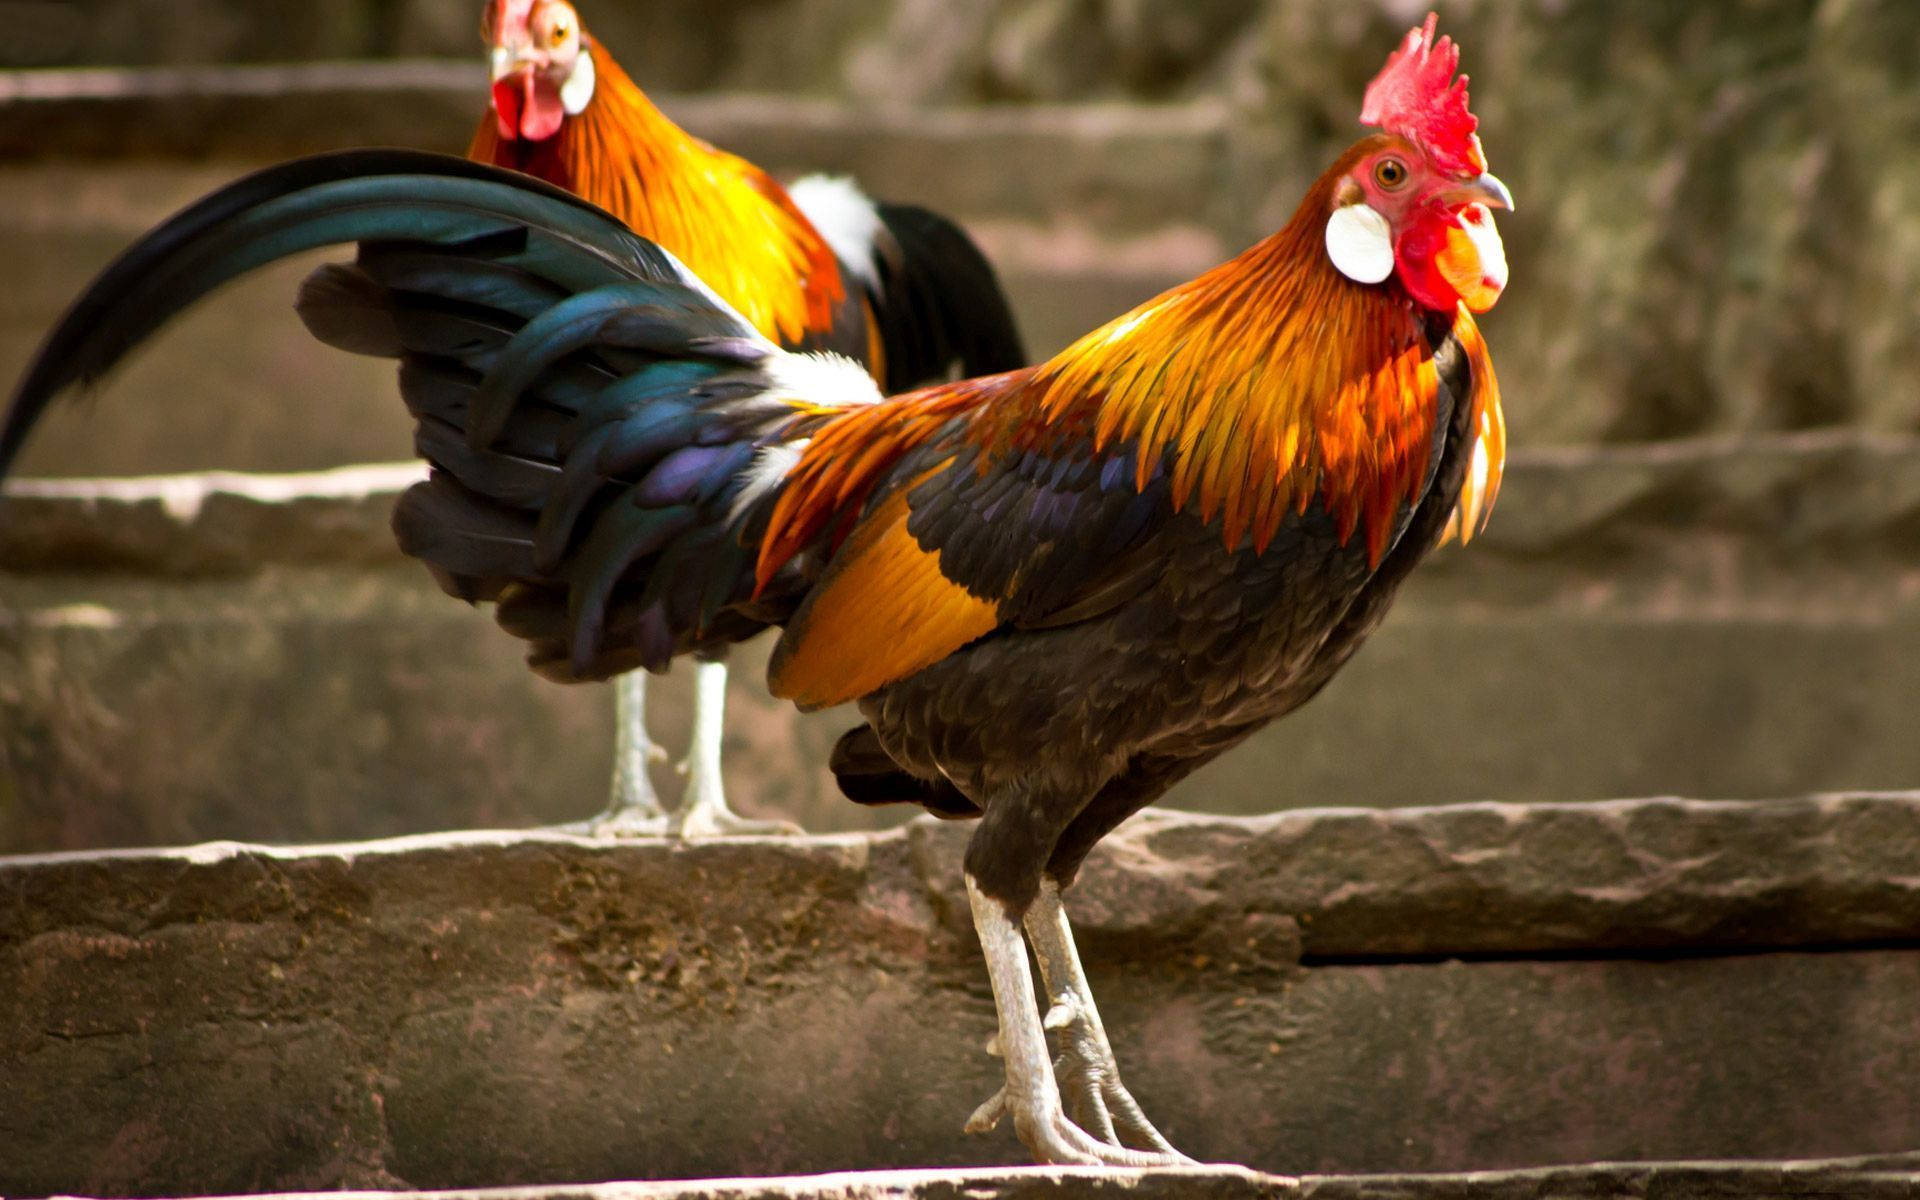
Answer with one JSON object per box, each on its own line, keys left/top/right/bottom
{"left": 470, "top": 41, "right": 848, "bottom": 349}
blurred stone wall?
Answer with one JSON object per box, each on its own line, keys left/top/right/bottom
{"left": 5, "top": 0, "right": 1917, "bottom": 447}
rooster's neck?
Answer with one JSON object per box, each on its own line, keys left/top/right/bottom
{"left": 1015, "top": 163, "right": 1454, "bottom": 562}
{"left": 474, "top": 41, "right": 848, "bottom": 349}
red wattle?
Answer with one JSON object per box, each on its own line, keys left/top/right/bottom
{"left": 491, "top": 69, "right": 566, "bottom": 143}
{"left": 491, "top": 78, "right": 522, "bottom": 140}
{"left": 1393, "top": 216, "right": 1457, "bottom": 313}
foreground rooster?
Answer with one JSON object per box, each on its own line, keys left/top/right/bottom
{"left": 2, "top": 15, "right": 1508, "bottom": 1164}
{"left": 472, "top": 0, "right": 1028, "bottom": 836}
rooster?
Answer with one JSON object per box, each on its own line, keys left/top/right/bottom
{"left": 470, "top": 0, "right": 1027, "bottom": 837}
{"left": 3, "top": 15, "right": 1507, "bottom": 1165}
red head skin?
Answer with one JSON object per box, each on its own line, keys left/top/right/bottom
{"left": 1342, "top": 14, "right": 1512, "bottom": 313}
{"left": 484, "top": 0, "right": 586, "bottom": 142}
{"left": 1335, "top": 138, "right": 1510, "bottom": 313}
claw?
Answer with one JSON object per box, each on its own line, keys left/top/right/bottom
{"left": 1044, "top": 999, "right": 1077, "bottom": 1031}
{"left": 965, "top": 1086, "right": 1009, "bottom": 1135}
{"left": 985, "top": 1032, "right": 1003, "bottom": 1058}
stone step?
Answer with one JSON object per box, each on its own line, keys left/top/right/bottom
{"left": 32, "top": 1159, "right": 1920, "bottom": 1200}
{"left": 6, "top": 436, "right": 1920, "bottom": 852}
{"left": 4, "top": 801, "right": 1918, "bottom": 1195}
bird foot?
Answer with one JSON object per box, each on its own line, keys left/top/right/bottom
{"left": 670, "top": 801, "right": 804, "bottom": 840}
{"left": 963, "top": 1079, "right": 1188, "bottom": 1168}
{"left": 1024, "top": 883, "right": 1188, "bottom": 1159}
{"left": 671, "top": 766, "right": 804, "bottom": 839}
{"left": 967, "top": 1038, "right": 1185, "bottom": 1163}
{"left": 1049, "top": 1028, "right": 1184, "bottom": 1157}
{"left": 554, "top": 805, "right": 670, "bottom": 839}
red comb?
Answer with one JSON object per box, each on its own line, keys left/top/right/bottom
{"left": 1360, "top": 13, "right": 1486, "bottom": 177}
{"left": 485, "top": 0, "right": 536, "bottom": 40}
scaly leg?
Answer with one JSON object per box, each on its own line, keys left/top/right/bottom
{"left": 560, "top": 671, "right": 668, "bottom": 837}
{"left": 671, "top": 659, "right": 801, "bottom": 838}
{"left": 963, "top": 874, "right": 1190, "bottom": 1167}
{"left": 1025, "top": 878, "right": 1186, "bottom": 1156}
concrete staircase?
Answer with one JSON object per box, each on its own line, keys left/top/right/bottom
{"left": 6, "top": 801, "right": 1920, "bottom": 1195}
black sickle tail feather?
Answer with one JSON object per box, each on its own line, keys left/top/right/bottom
{"left": 872, "top": 203, "right": 1029, "bottom": 394}
{"left": 0, "top": 149, "right": 632, "bottom": 478}
{"left": 1, "top": 149, "right": 853, "bottom": 680}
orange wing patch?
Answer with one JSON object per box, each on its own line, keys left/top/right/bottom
{"left": 768, "top": 481, "right": 1000, "bottom": 710}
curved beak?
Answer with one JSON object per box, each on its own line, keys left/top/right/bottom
{"left": 1447, "top": 172, "right": 1514, "bottom": 214}
{"left": 490, "top": 42, "right": 546, "bottom": 83}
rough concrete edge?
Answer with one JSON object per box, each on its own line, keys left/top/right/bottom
{"left": 7, "top": 795, "right": 1918, "bottom": 958}
{"left": 37, "top": 1154, "right": 1920, "bottom": 1200}
{"left": 6, "top": 432, "right": 1918, "bottom": 577}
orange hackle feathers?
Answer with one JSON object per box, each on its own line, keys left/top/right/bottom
{"left": 469, "top": 41, "right": 849, "bottom": 348}
{"left": 985, "top": 141, "right": 1448, "bottom": 565}
{"left": 768, "top": 478, "right": 1001, "bottom": 710}
{"left": 755, "top": 373, "right": 1021, "bottom": 590}
{"left": 1361, "top": 13, "right": 1486, "bottom": 177}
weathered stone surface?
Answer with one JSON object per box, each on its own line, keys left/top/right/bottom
{"left": 3, "top": 807, "right": 1918, "bottom": 1195}
{"left": 0, "top": 0, "right": 1267, "bottom": 102}
{"left": 35, "top": 1157, "right": 1920, "bottom": 1200}
{"left": 0, "top": 86, "right": 1236, "bottom": 236}
{"left": 9, "top": 558, "right": 1920, "bottom": 851}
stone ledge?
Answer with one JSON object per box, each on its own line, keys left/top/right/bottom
{"left": 0, "top": 463, "right": 424, "bottom": 575}
{"left": 7, "top": 432, "right": 1920, "bottom": 577}
{"left": 41, "top": 1157, "right": 1920, "bottom": 1200}
{"left": 8, "top": 794, "right": 1919, "bottom": 964}
{"left": 8, "top": 805, "right": 1918, "bottom": 1192}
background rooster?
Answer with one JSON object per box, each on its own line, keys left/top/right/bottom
{"left": 466, "top": 0, "right": 1028, "bottom": 837}
{"left": 2, "top": 15, "right": 1507, "bottom": 1166}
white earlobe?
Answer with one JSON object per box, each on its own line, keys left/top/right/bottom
{"left": 561, "top": 48, "right": 596, "bottom": 115}
{"left": 1325, "top": 203, "right": 1394, "bottom": 285}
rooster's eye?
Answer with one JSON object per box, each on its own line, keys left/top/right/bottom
{"left": 1374, "top": 158, "right": 1409, "bottom": 190}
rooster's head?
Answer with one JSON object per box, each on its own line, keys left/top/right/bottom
{"left": 484, "top": 0, "right": 595, "bottom": 143}
{"left": 1324, "top": 14, "right": 1512, "bottom": 314}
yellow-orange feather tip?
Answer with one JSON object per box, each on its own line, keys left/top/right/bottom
{"left": 1441, "top": 311, "right": 1505, "bottom": 546}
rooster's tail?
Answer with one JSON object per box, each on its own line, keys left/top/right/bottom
{"left": 1, "top": 149, "right": 883, "bottom": 679}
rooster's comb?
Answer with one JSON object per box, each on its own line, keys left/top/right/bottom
{"left": 1360, "top": 13, "right": 1486, "bottom": 177}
